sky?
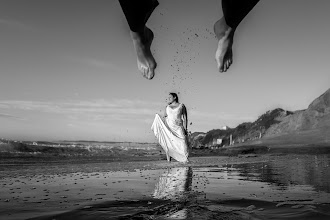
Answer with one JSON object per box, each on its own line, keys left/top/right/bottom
{"left": 0, "top": 0, "right": 330, "bottom": 142}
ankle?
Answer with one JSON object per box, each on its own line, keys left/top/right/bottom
{"left": 131, "top": 30, "right": 146, "bottom": 42}
{"left": 215, "top": 18, "right": 234, "bottom": 39}
{"left": 226, "top": 26, "right": 234, "bottom": 38}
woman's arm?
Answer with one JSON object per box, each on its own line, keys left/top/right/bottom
{"left": 182, "top": 104, "right": 188, "bottom": 135}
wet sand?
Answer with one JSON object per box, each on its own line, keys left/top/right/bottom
{"left": 1, "top": 154, "right": 330, "bottom": 220}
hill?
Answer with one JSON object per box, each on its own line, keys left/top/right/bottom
{"left": 265, "top": 88, "right": 330, "bottom": 137}
{"left": 189, "top": 108, "right": 293, "bottom": 148}
{"left": 188, "top": 132, "right": 206, "bottom": 148}
{"left": 191, "top": 88, "right": 330, "bottom": 148}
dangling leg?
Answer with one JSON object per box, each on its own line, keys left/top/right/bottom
{"left": 119, "top": 0, "right": 159, "bottom": 79}
{"left": 214, "top": 0, "right": 259, "bottom": 72}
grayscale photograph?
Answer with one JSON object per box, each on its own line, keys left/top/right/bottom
{"left": 0, "top": 0, "right": 330, "bottom": 219}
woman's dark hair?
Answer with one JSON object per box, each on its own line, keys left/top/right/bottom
{"left": 169, "top": 93, "right": 179, "bottom": 102}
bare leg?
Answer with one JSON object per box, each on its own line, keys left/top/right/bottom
{"left": 119, "top": 0, "right": 158, "bottom": 79}
{"left": 214, "top": 17, "right": 234, "bottom": 72}
{"left": 130, "top": 27, "right": 157, "bottom": 79}
{"left": 166, "top": 153, "right": 171, "bottom": 162}
{"left": 215, "top": 0, "right": 259, "bottom": 73}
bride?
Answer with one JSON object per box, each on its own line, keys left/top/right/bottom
{"left": 151, "top": 93, "right": 189, "bottom": 163}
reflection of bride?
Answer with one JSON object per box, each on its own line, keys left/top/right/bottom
{"left": 151, "top": 93, "right": 189, "bottom": 163}
{"left": 153, "top": 167, "right": 192, "bottom": 201}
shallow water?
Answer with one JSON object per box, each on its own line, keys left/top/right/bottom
{"left": 26, "top": 154, "right": 330, "bottom": 220}
{"left": 1, "top": 154, "right": 330, "bottom": 219}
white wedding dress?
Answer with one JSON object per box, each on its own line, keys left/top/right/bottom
{"left": 151, "top": 103, "right": 189, "bottom": 162}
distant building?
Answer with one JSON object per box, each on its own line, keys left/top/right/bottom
{"left": 221, "top": 126, "right": 230, "bottom": 130}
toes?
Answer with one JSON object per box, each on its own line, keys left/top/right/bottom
{"left": 223, "top": 60, "right": 228, "bottom": 72}
{"left": 226, "top": 60, "right": 230, "bottom": 69}
{"left": 229, "top": 50, "right": 233, "bottom": 65}
{"left": 219, "top": 65, "right": 223, "bottom": 73}
{"left": 137, "top": 59, "right": 154, "bottom": 80}
{"left": 218, "top": 57, "right": 225, "bottom": 73}
{"left": 145, "top": 62, "right": 156, "bottom": 80}
{"left": 222, "top": 52, "right": 233, "bottom": 72}
{"left": 141, "top": 66, "right": 155, "bottom": 80}
{"left": 216, "top": 59, "right": 222, "bottom": 72}
{"left": 139, "top": 64, "right": 148, "bottom": 78}
{"left": 142, "top": 68, "right": 148, "bottom": 78}
{"left": 222, "top": 64, "right": 226, "bottom": 72}
{"left": 147, "top": 69, "right": 155, "bottom": 80}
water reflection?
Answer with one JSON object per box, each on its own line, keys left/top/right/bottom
{"left": 152, "top": 167, "right": 193, "bottom": 219}
{"left": 148, "top": 155, "right": 330, "bottom": 219}
{"left": 153, "top": 167, "right": 193, "bottom": 201}
{"left": 224, "top": 154, "right": 330, "bottom": 193}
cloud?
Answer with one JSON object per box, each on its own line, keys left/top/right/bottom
{"left": 68, "top": 56, "right": 123, "bottom": 73}
{"left": 0, "top": 99, "right": 163, "bottom": 122}
{"left": 0, "top": 113, "right": 26, "bottom": 121}
{"left": 0, "top": 18, "right": 34, "bottom": 31}
{"left": 0, "top": 99, "right": 256, "bottom": 130}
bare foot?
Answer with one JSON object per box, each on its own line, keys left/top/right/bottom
{"left": 130, "top": 27, "right": 157, "bottom": 79}
{"left": 214, "top": 17, "right": 235, "bottom": 72}
{"left": 166, "top": 152, "right": 170, "bottom": 162}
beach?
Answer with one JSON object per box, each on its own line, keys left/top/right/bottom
{"left": 1, "top": 153, "right": 330, "bottom": 220}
